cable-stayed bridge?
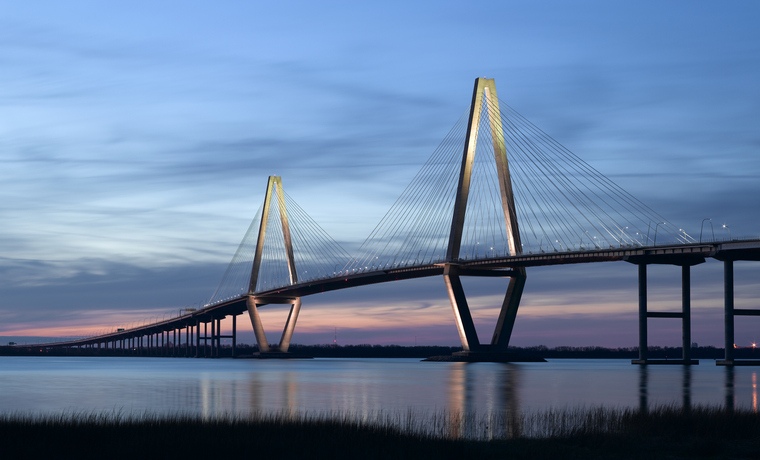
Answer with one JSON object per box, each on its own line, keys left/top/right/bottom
{"left": 24, "top": 78, "right": 760, "bottom": 365}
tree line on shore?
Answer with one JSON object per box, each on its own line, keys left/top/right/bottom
{"left": 2, "top": 343, "right": 758, "bottom": 359}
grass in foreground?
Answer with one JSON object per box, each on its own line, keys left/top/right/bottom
{"left": 1, "top": 406, "right": 760, "bottom": 459}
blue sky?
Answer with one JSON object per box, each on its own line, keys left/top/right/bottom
{"left": 1, "top": 1, "right": 759, "bottom": 347}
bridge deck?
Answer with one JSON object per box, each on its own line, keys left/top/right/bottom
{"left": 20, "top": 239, "right": 760, "bottom": 349}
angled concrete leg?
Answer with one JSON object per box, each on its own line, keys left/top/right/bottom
{"left": 491, "top": 268, "right": 526, "bottom": 350}
{"left": 246, "top": 296, "right": 270, "bottom": 353}
{"left": 278, "top": 298, "right": 302, "bottom": 352}
{"left": 443, "top": 265, "right": 480, "bottom": 351}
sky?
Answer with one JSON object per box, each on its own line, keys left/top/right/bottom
{"left": 1, "top": 0, "right": 759, "bottom": 348}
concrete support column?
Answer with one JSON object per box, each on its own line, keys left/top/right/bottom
{"left": 210, "top": 319, "right": 216, "bottom": 358}
{"left": 724, "top": 259, "right": 734, "bottom": 362}
{"left": 638, "top": 264, "right": 648, "bottom": 361}
{"left": 216, "top": 318, "right": 222, "bottom": 357}
{"left": 231, "top": 315, "right": 237, "bottom": 358}
{"left": 186, "top": 326, "right": 190, "bottom": 357}
{"left": 682, "top": 265, "right": 691, "bottom": 362}
{"left": 195, "top": 321, "right": 200, "bottom": 358}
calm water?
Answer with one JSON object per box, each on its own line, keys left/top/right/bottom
{"left": 0, "top": 357, "right": 757, "bottom": 417}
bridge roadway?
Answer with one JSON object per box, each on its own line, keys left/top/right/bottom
{"left": 22, "top": 238, "right": 760, "bottom": 355}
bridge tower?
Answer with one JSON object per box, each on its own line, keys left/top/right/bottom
{"left": 444, "top": 78, "right": 528, "bottom": 356}
{"left": 246, "top": 176, "right": 302, "bottom": 355}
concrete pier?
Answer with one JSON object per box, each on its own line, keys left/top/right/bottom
{"left": 632, "top": 262, "right": 698, "bottom": 365}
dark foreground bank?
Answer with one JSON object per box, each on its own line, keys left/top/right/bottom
{"left": 2, "top": 406, "right": 759, "bottom": 460}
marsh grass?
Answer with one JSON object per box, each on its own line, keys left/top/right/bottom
{"left": 2, "top": 405, "right": 759, "bottom": 459}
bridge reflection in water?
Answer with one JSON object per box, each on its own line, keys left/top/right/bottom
{"left": 3, "top": 357, "right": 757, "bottom": 438}
{"left": 447, "top": 362, "right": 522, "bottom": 439}
{"left": 185, "top": 362, "right": 757, "bottom": 439}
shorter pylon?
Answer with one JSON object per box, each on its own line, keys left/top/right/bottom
{"left": 246, "top": 176, "right": 303, "bottom": 354}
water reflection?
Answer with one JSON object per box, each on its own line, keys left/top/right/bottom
{"left": 446, "top": 363, "right": 468, "bottom": 438}
{"left": 4, "top": 357, "right": 760, "bottom": 426}
{"left": 501, "top": 365, "right": 522, "bottom": 439}
{"left": 247, "top": 372, "right": 263, "bottom": 413}
{"left": 638, "top": 365, "right": 648, "bottom": 412}
{"left": 725, "top": 366, "right": 735, "bottom": 412}
{"left": 284, "top": 372, "right": 298, "bottom": 417}
{"left": 446, "top": 363, "right": 522, "bottom": 439}
{"left": 682, "top": 366, "right": 692, "bottom": 412}
{"left": 638, "top": 365, "right": 693, "bottom": 413}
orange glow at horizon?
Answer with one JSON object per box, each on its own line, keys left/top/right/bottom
{"left": 0, "top": 286, "right": 716, "bottom": 342}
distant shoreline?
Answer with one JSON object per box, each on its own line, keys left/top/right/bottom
{"left": 1, "top": 343, "right": 754, "bottom": 360}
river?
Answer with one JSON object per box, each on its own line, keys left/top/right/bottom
{"left": 1, "top": 357, "right": 756, "bottom": 417}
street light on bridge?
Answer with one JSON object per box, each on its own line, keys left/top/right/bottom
{"left": 723, "top": 224, "right": 731, "bottom": 240}
{"left": 653, "top": 222, "right": 665, "bottom": 245}
{"left": 700, "top": 218, "right": 714, "bottom": 243}
{"left": 618, "top": 227, "right": 628, "bottom": 247}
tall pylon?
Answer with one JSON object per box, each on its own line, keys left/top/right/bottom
{"left": 246, "top": 176, "right": 302, "bottom": 353}
{"left": 444, "top": 78, "right": 527, "bottom": 353}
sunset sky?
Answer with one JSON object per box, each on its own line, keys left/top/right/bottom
{"left": 1, "top": 1, "right": 759, "bottom": 348}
